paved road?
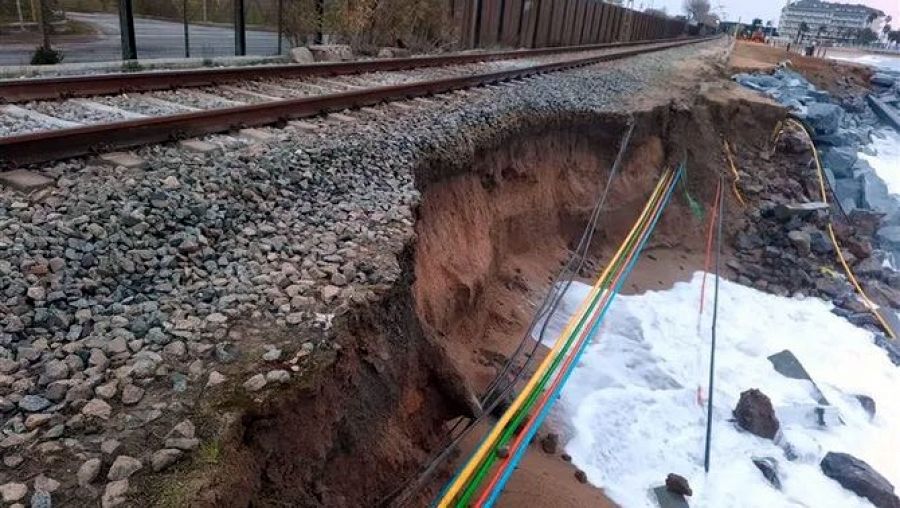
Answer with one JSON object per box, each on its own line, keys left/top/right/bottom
{"left": 0, "top": 11, "right": 285, "bottom": 66}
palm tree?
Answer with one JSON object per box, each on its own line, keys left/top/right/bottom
{"left": 796, "top": 21, "right": 809, "bottom": 43}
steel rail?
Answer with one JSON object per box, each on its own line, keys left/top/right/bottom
{"left": 1, "top": 37, "right": 693, "bottom": 103}
{"left": 0, "top": 37, "right": 716, "bottom": 167}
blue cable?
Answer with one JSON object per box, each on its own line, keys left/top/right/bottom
{"left": 482, "top": 166, "right": 684, "bottom": 507}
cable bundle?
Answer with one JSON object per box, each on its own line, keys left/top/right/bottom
{"left": 435, "top": 163, "right": 685, "bottom": 508}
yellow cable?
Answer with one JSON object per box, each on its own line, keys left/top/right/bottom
{"left": 723, "top": 139, "right": 747, "bottom": 206}
{"left": 437, "top": 170, "right": 675, "bottom": 507}
{"left": 778, "top": 118, "right": 896, "bottom": 340}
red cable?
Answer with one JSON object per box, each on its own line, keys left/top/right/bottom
{"left": 699, "top": 179, "right": 723, "bottom": 315}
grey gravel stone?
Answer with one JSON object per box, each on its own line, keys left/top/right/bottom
{"left": 0, "top": 482, "right": 27, "bottom": 503}
{"left": 266, "top": 369, "right": 290, "bottom": 384}
{"left": 101, "top": 479, "right": 128, "bottom": 508}
{"left": 18, "top": 395, "right": 51, "bottom": 412}
{"left": 77, "top": 458, "right": 102, "bottom": 486}
{"left": 81, "top": 399, "right": 112, "bottom": 419}
{"left": 151, "top": 448, "right": 183, "bottom": 472}
{"left": 107, "top": 455, "right": 142, "bottom": 481}
{"left": 243, "top": 374, "right": 267, "bottom": 392}
{"left": 30, "top": 490, "right": 52, "bottom": 508}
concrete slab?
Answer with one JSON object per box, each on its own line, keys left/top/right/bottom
{"left": 360, "top": 107, "right": 383, "bottom": 116}
{"left": 219, "top": 85, "right": 285, "bottom": 102}
{"left": 768, "top": 350, "right": 829, "bottom": 405}
{"left": 328, "top": 113, "right": 356, "bottom": 123}
{"left": 99, "top": 152, "right": 148, "bottom": 169}
{"left": 72, "top": 99, "right": 146, "bottom": 119}
{"left": 652, "top": 486, "right": 690, "bottom": 508}
{"left": 239, "top": 128, "right": 275, "bottom": 143}
{"left": 388, "top": 102, "right": 416, "bottom": 111}
{"left": 1, "top": 104, "right": 82, "bottom": 129}
{"left": 288, "top": 121, "right": 319, "bottom": 132}
{"left": 178, "top": 139, "right": 220, "bottom": 154}
{"left": 0, "top": 169, "right": 54, "bottom": 192}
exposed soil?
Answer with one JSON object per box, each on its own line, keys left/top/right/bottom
{"left": 143, "top": 63, "right": 792, "bottom": 508}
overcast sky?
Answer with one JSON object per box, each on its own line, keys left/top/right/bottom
{"left": 640, "top": 0, "right": 899, "bottom": 26}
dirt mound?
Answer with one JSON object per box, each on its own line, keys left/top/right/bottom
{"left": 729, "top": 40, "right": 872, "bottom": 98}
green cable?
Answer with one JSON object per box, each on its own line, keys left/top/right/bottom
{"left": 680, "top": 162, "right": 704, "bottom": 220}
{"left": 453, "top": 172, "right": 671, "bottom": 506}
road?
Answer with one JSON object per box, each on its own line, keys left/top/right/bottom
{"left": 0, "top": 11, "right": 286, "bottom": 66}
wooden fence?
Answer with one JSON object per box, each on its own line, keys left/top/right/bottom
{"left": 451, "top": 0, "right": 687, "bottom": 49}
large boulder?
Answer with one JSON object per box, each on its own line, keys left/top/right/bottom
{"left": 821, "top": 452, "right": 900, "bottom": 508}
{"left": 821, "top": 146, "right": 858, "bottom": 178}
{"left": 733, "top": 389, "right": 780, "bottom": 439}
{"left": 859, "top": 171, "right": 895, "bottom": 213}
{"left": 307, "top": 44, "right": 353, "bottom": 62}
{"left": 871, "top": 73, "right": 897, "bottom": 87}
{"left": 290, "top": 47, "right": 314, "bottom": 64}
{"left": 803, "top": 102, "right": 844, "bottom": 135}
{"left": 377, "top": 47, "right": 411, "bottom": 58}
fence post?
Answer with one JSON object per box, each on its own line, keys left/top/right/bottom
{"left": 118, "top": 0, "right": 137, "bottom": 60}
{"left": 315, "top": 0, "right": 324, "bottom": 43}
{"left": 234, "top": 0, "right": 247, "bottom": 56}
{"left": 183, "top": 0, "right": 191, "bottom": 58}
{"left": 277, "top": 0, "right": 284, "bottom": 54}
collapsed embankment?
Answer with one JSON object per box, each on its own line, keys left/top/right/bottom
{"left": 149, "top": 86, "right": 786, "bottom": 507}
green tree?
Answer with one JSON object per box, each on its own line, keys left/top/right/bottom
{"left": 856, "top": 27, "right": 878, "bottom": 45}
{"left": 751, "top": 18, "right": 762, "bottom": 29}
{"left": 796, "top": 21, "right": 809, "bottom": 43}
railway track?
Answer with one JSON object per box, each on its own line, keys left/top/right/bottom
{"left": 0, "top": 36, "right": 716, "bottom": 167}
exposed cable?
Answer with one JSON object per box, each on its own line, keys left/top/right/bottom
{"left": 474, "top": 165, "right": 684, "bottom": 507}
{"left": 703, "top": 173, "right": 725, "bottom": 473}
{"left": 381, "top": 119, "right": 636, "bottom": 507}
{"left": 773, "top": 117, "right": 895, "bottom": 340}
{"left": 722, "top": 139, "right": 746, "bottom": 206}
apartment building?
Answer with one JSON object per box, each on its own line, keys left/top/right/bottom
{"left": 779, "top": 0, "right": 885, "bottom": 43}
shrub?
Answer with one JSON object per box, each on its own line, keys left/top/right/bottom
{"left": 30, "top": 46, "right": 64, "bottom": 65}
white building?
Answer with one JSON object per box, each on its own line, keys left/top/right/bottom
{"left": 779, "top": 0, "right": 885, "bottom": 44}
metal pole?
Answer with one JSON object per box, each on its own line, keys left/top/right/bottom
{"left": 704, "top": 176, "right": 725, "bottom": 474}
{"left": 315, "top": 0, "right": 324, "bottom": 44}
{"left": 118, "top": 0, "right": 138, "bottom": 60}
{"left": 234, "top": 0, "right": 246, "bottom": 56}
{"left": 183, "top": 0, "right": 191, "bottom": 58}
{"left": 277, "top": 0, "right": 283, "bottom": 55}
{"left": 202, "top": 0, "right": 208, "bottom": 22}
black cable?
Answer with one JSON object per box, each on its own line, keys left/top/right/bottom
{"left": 703, "top": 174, "right": 725, "bottom": 473}
{"left": 482, "top": 119, "right": 636, "bottom": 407}
{"left": 380, "top": 119, "right": 635, "bottom": 507}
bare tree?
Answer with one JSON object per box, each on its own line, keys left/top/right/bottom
{"left": 682, "top": 0, "right": 710, "bottom": 22}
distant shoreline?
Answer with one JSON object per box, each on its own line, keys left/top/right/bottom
{"left": 827, "top": 46, "right": 900, "bottom": 60}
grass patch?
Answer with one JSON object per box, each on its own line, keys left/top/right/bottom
{"left": 121, "top": 60, "right": 143, "bottom": 73}
{"left": 198, "top": 439, "right": 221, "bottom": 465}
{"left": 156, "top": 480, "right": 191, "bottom": 508}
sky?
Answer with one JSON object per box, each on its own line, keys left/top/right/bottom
{"left": 638, "top": 0, "right": 900, "bottom": 26}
